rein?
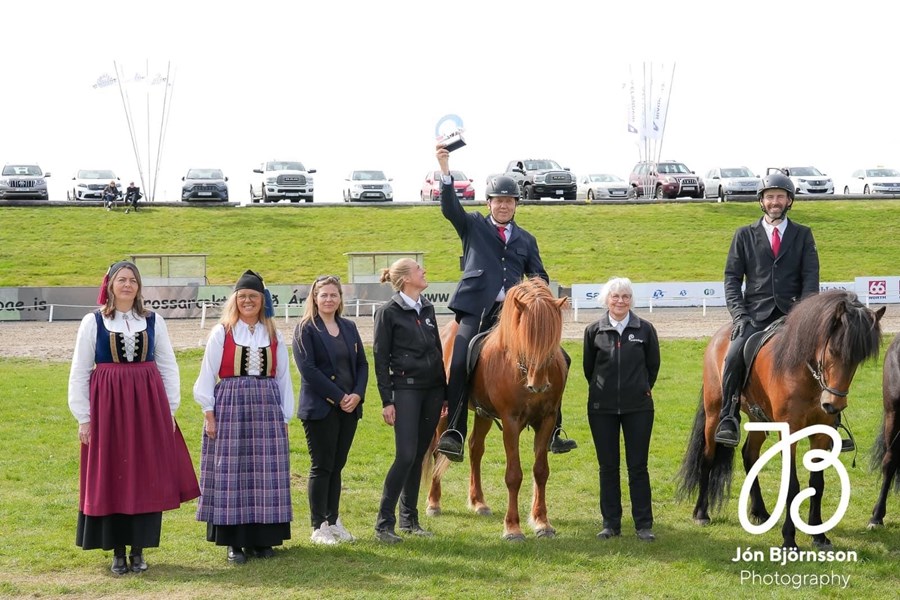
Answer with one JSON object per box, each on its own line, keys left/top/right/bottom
{"left": 805, "top": 326, "right": 850, "bottom": 398}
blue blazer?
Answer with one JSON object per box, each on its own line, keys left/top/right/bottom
{"left": 293, "top": 315, "right": 368, "bottom": 421}
{"left": 441, "top": 178, "right": 548, "bottom": 318}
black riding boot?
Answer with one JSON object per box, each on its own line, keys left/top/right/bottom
{"left": 714, "top": 394, "right": 741, "bottom": 448}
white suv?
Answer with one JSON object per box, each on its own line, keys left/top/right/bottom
{"left": 0, "top": 164, "right": 51, "bottom": 200}
{"left": 342, "top": 170, "right": 393, "bottom": 202}
{"left": 250, "top": 160, "right": 316, "bottom": 203}
{"left": 68, "top": 169, "right": 120, "bottom": 201}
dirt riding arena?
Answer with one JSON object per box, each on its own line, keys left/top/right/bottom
{"left": 2, "top": 306, "right": 898, "bottom": 362}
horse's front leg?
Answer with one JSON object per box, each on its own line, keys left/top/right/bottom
{"left": 500, "top": 420, "right": 525, "bottom": 541}
{"left": 807, "top": 434, "right": 832, "bottom": 549}
{"left": 468, "top": 413, "right": 493, "bottom": 516}
{"left": 780, "top": 444, "right": 801, "bottom": 549}
{"left": 529, "top": 414, "right": 556, "bottom": 538}
{"left": 741, "top": 431, "right": 770, "bottom": 524}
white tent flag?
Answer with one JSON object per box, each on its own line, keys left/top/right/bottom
{"left": 648, "top": 63, "right": 674, "bottom": 141}
{"left": 624, "top": 65, "right": 640, "bottom": 137}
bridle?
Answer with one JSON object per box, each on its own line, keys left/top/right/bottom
{"left": 805, "top": 327, "right": 849, "bottom": 398}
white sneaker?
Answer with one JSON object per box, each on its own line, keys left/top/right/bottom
{"left": 310, "top": 522, "right": 338, "bottom": 545}
{"left": 330, "top": 518, "right": 356, "bottom": 542}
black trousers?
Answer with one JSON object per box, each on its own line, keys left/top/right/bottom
{"left": 719, "top": 311, "right": 783, "bottom": 420}
{"left": 302, "top": 408, "right": 358, "bottom": 529}
{"left": 446, "top": 304, "right": 566, "bottom": 438}
{"left": 375, "top": 386, "right": 444, "bottom": 531}
{"left": 589, "top": 410, "right": 654, "bottom": 531}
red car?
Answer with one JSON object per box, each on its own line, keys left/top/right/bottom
{"left": 420, "top": 170, "right": 475, "bottom": 201}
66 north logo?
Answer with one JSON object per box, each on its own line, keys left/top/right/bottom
{"left": 867, "top": 280, "right": 887, "bottom": 298}
{"left": 738, "top": 423, "right": 850, "bottom": 536}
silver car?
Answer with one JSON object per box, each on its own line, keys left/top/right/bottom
{"left": 0, "top": 164, "right": 51, "bottom": 200}
{"left": 768, "top": 166, "right": 834, "bottom": 195}
{"left": 702, "top": 167, "right": 761, "bottom": 202}
{"left": 577, "top": 173, "right": 630, "bottom": 201}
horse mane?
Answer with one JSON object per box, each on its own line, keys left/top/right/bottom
{"left": 771, "top": 290, "right": 882, "bottom": 375}
{"left": 490, "top": 277, "right": 564, "bottom": 368}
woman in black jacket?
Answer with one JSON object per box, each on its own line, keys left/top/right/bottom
{"left": 293, "top": 275, "right": 368, "bottom": 545}
{"left": 583, "top": 277, "right": 660, "bottom": 542}
{"left": 372, "top": 259, "right": 445, "bottom": 543}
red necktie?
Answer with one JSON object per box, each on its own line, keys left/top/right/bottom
{"left": 497, "top": 225, "right": 507, "bottom": 243}
{"left": 771, "top": 227, "right": 781, "bottom": 256}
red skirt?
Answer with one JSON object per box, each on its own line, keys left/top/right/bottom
{"left": 80, "top": 362, "right": 200, "bottom": 516}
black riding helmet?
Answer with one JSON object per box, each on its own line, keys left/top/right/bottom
{"left": 486, "top": 175, "right": 521, "bottom": 200}
{"left": 758, "top": 172, "right": 795, "bottom": 217}
{"left": 757, "top": 172, "right": 795, "bottom": 201}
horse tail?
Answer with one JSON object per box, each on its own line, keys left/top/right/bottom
{"left": 676, "top": 386, "right": 735, "bottom": 512}
{"left": 432, "top": 454, "right": 452, "bottom": 481}
{"left": 869, "top": 416, "right": 886, "bottom": 474}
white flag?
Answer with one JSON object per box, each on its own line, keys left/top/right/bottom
{"left": 647, "top": 63, "right": 673, "bottom": 140}
{"left": 624, "top": 65, "right": 640, "bottom": 137}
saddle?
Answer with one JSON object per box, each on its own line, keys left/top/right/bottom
{"left": 736, "top": 316, "right": 785, "bottom": 422}
{"left": 465, "top": 331, "right": 502, "bottom": 425}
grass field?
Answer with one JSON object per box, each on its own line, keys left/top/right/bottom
{"left": 2, "top": 200, "right": 899, "bottom": 287}
{"left": 1, "top": 200, "right": 899, "bottom": 598}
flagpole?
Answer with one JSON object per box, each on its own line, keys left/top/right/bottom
{"left": 153, "top": 62, "right": 174, "bottom": 204}
{"left": 114, "top": 61, "right": 146, "bottom": 198}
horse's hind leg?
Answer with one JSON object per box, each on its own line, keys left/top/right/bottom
{"left": 869, "top": 411, "right": 898, "bottom": 529}
{"left": 468, "top": 414, "right": 492, "bottom": 516}
{"left": 741, "top": 431, "right": 770, "bottom": 524}
{"left": 529, "top": 415, "right": 556, "bottom": 538}
{"left": 426, "top": 412, "right": 449, "bottom": 516}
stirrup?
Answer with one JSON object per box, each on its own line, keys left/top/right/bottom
{"left": 437, "top": 428, "right": 465, "bottom": 461}
{"left": 836, "top": 422, "right": 855, "bottom": 453}
{"left": 714, "top": 417, "right": 740, "bottom": 447}
{"left": 549, "top": 427, "right": 577, "bottom": 453}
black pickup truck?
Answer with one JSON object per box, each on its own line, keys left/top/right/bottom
{"left": 499, "top": 159, "right": 577, "bottom": 200}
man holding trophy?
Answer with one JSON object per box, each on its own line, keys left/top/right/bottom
{"left": 433, "top": 130, "right": 577, "bottom": 462}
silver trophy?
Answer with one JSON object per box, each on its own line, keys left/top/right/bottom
{"left": 435, "top": 114, "right": 466, "bottom": 152}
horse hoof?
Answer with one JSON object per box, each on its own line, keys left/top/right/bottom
{"left": 475, "top": 507, "right": 492, "bottom": 517}
{"left": 503, "top": 532, "right": 526, "bottom": 542}
{"left": 750, "top": 512, "right": 771, "bottom": 525}
{"left": 812, "top": 539, "right": 833, "bottom": 551}
{"left": 535, "top": 527, "right": 556, "bottom": 539}
{"left": 866, "top": 520, "right": 883, "bottom": 531}
{"left": 693, "top": 517, "right": 711, "bottom": 526}
{"left": 426, "top": 506, "right": 441, "bottom": 517}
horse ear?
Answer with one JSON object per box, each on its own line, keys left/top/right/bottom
{"left": 555, "top": 296, "right": 569, "bottom": 309}
{"left": 514, "top": 296, "right": 527, "bottom": 313}
{"left": 875, "top": 306, "right": 886, "bottom": 323}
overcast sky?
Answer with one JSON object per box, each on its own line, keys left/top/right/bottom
{"left": 3, "top": 0, "right": 897, "bottom": 204}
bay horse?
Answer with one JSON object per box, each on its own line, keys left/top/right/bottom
{"left": 425, "top": 277, "right": 569, "bottom": 540}
{"left": 868, "top": 332, "right": 900, "bottom": 529}
{"left": 678, "top": 290, "right": 883, "bottom": 548}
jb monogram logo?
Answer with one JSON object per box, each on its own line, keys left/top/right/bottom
{"left": 738, "top": 422, "right": 851, "bottom": 535}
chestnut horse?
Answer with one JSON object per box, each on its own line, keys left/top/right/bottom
{"left": 425, "top": 277, "right": 568, "bottom": 540}
{"left": 678, "top": 290, "right": 883, "bottom": 548}
{"left": 868, "top": 332, "right": 900, "bottom": 529}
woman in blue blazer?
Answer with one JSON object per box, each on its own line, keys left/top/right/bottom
{"left": 292, "top": 275, "right": 368, "bottom": 545}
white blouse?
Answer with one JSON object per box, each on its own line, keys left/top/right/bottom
{"left": 192, "top": 321, "right": 295, "bottom": 423}
{"left": 67, "top": 310, "right": 180, "bottom": 424}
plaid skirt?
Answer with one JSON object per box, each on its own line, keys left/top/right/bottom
{"left": 196, "top": 376, "right": 292, "bottom": 525}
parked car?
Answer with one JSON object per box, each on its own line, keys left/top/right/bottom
{"left": 181, "top": 168, "right": 229, "bottom": 202}
{"left": 0, "top": 163, "right": 51, "bottom": 200}
{"left": 701, "top": 167, "right": 761, "bottom": 202}
{"left": 576, "top": 173, "right": 630, "bottom": 201}
{"left": 843, "top": 167, "right": 900, "bottom": 194}
{"left": 342, "top": 170, "right": 393, "bottom": 202}
{"left": 421, "top": 170, "right": 475, "bottom": 201}
{"left": 629, "top": 160, "right": 704, "bottom": 199}
{"left": 68, "top": 169, "right": 120, "bottom": 201}
{"left": 766, "top": 166, "right": 834, "bottom": 194}
{"left": 504, "top": 159, "right": 577, "bottom": 200}
{"left": 250, "top": 160, "right": 315, "bottom": 203}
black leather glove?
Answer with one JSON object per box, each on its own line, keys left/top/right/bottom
{"left": 731, "top": 317, "right": 750, "bottom": 341}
